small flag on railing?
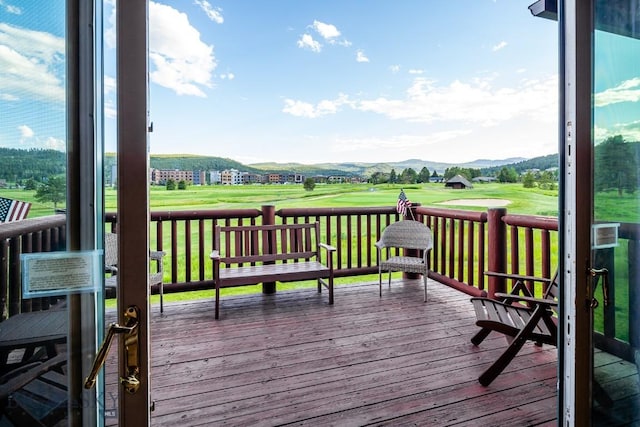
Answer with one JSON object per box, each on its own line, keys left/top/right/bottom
{"left": 0, "top": 197, "right": 31, "bottom": 223}
{"left": 396, "top": 189, "right": 412, "bottom": 217}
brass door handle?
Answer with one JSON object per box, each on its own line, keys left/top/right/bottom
{"left": 84, "top": 306, "right": 141, "bottom": 393}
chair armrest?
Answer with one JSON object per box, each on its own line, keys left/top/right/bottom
{"left": 210, "top": 250, "right": 220, "bottom": 260}
{"left": 319, "top": 243, "right": 336, "bottom": 252}
{"left": 495, "top": 293, "right": 558, "bottom": 308}
{"left": 105, "top": 265, "right": 118, "bottom": 275}
{"left": 484, "top": 271, "right": 552, "bottom": 284}
{"left": 374, "top": 241, "right": 385, "bottom": 249}
{"left": 150, "top": 250, "right": 165, "bottom": 260}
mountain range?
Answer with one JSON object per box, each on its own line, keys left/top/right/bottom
{"left": 248, "top": 157, "right": 532, "bottom": 177}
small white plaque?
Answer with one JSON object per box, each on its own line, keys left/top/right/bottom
{"left": 21, "top": 251, "right": 102, "bottom": 297}
{"left": 592, "top": 223, "right": 620, "bottom": 249}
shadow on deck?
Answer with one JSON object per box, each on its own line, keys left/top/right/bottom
{"left": 108, "top": 279, "right": 559, "bottom": 426}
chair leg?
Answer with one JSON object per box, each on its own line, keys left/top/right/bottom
{"left": 423, "top": 273, "right": 428, "bottom": 302}
{"left": 379, "top": 267, "right": 382, "bottom": 297}
{"left": 160, "top": 282, "right": 164, "bottom": 314}
{"left": 478, "top": 306, "right": 546, "bottom": 386}
{"left": 471, "top": 328, "right": 492, "bottom": 346}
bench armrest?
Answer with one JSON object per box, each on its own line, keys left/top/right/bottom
{"left": 319, "top": 243, "right": 336, "bottom": 252}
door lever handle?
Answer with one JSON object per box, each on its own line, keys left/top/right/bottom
{"left": 84, "top": 306, "right": 140, "bottom": 393}
{"left": 589, "top": 267, "right": 609, "bottom": 307}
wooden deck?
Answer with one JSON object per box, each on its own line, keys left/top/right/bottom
{"left": 113, "top": 279, "right": 560, "bottom": 426}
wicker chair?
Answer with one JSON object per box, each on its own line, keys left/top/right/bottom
{"left": 104, "top": 233, "right": 166, "bottom": 312}
{"left": 375, "top": 220, "right": 433, "bottom": 302}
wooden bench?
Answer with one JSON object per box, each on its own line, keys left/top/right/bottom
{"left": 210, "top": 222, "right": 336, "bottom": 319}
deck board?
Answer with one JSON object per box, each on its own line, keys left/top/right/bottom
{"left": 131, "top": 279, "right": 561, "bottom": 426}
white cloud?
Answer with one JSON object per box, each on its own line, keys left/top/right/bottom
{"left": 331, "top": 131, "right": 472, "bottom": 155}
{"left": 356, "top": 50, "right": 369, "bottom": 63}
{"left": 103, "top": 75, "right": 117, "bottom": 118}
{"left": 44, "top": 136, "right": 65, "bottom": 151}
{"left": 194, "top": 0, "right": 224, "bottom": 24}
{"left": 594, "top": 120, "right": 640, "bottom": 144}
{"left": 408, "top": 69, "right": 424, "bottom": 75}
{"left": 297, "top": 33, "right": 322, "bottom": 52}
{"left": 18, "top": 125, "right": 33, "bottom": 138}
{"left": 493, "top": 41, "right": 507, "bottom": 51}
{"left": 595, "top": 77, "right": 640, "bottom": 107}
{"left": 299, "top": 20, "right": 351, "bottom": 50}
{"left": 1, "top": 0, "right": 21, "bottom": 15}
{"left": 220, "top": 72, "right": 235, "bottom": 80}
{"left": 282, "top": 93, "right": 351, "bottom": 118}
{"left": 390, "top": 65, "right": 400, "bottom": 73}
{"left": 148, "top": 2, "right": 216, "bottom": 97}
{"left": 355, "top": 75, "right": 558, "bottom": 126}
{"left": 312, "top": 20, "right": 340, "bottom": 40}
{"left": 104, "top": 0, "right": 116, "bottom": 49}
{"left": 0, "top": 23, "right": 65, "bottom": 103}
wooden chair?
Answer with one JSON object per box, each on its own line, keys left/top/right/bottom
{"left": 0, "top": 352, "right": 67, "bottom": 426}
{"left": 470, "top": 271, "right": 559, "bottom": 386}
{"left": 104, "top": 232, "right": 166, "bottom": 312}
{"left": 375, "top": 220, "right": 433, "bottom": 302}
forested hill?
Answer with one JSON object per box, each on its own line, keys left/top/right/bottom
{"left": 104, "top": 153, "right": 259, "bottom": 174}
{"left": 480, "top": 153, "right": 559, "bottom": 175}
{"left": 0, "top": 147, "right": 560, "bottom": 183}
{"left": 0, "top": 148, "right": 66, "bottom": 181}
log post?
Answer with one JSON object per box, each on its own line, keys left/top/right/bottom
{"left": 487, "top": 208, "right": 507, "bottom": 298}
{"left": 262, "top": 205, "right": 276, "bottom": 294}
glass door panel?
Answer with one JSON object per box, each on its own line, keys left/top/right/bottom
{"left": 1, "top": 1, "right": 105, "bottom": 426}
{"left": 591, "top": 2, "right": 640, "bottom": 424}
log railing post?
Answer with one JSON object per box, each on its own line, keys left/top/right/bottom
{"left": 262, "top": 205, "right": 276, "bottom": 294}
{"left": 487, "top": 208, "right": 507, "bottom": 298}
{"left": 405, "top": 204, "right": 422, "bottom": 280}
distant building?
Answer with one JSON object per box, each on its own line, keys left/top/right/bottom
{"left": 242, "top": 173, "right": 264, "bottom": 184}
{"left": 221, "top": 169, "right": 242, "bottom": 185}
{"left": 151, "top": 169, "right": 194, "bottom": 185}
{"left": 210, "top": 170, "right": 221, "bottom": 184}
{"left": 445, "top": 174, "right": 473, "bottom": 189}
{"left": 193, "top": 170, "right": 207, "bottom": 185}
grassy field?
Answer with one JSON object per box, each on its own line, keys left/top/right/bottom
{"left": 1, "top": 181, "right": 562, "bottom": 216}
{"left": 5, "top": 181, "right": 639, "bottom": 340}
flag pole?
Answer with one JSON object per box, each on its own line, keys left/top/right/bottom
{"left": 408, "top": 205, "right": 415, "bottom": 221}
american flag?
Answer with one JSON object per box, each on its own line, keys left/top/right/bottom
{"left": 396, "top": 189, "right": 412, "bottom": 217}
{"left": 0, "top": 197, "right": 31, "bottom": 223}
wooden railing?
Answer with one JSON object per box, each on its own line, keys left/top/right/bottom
{"left": 0, "top": 214, "right": 67, "bottom": 318}
{"left": 0, "top": 206, "right": 564, "bottom": 319}
{"left": 104, "top": 205, "right": 558, "bottom": 300}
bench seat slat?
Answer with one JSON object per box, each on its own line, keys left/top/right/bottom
{"left": 218, "top": 262, "right": 330, "bottom": 287}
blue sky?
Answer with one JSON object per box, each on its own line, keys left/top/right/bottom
{"left": 6, "top": 0, "right": 634, "bottom": 166}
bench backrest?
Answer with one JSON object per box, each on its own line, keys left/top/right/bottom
{"left": 214, "top": 222, "right": 322, "bottom": 265}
